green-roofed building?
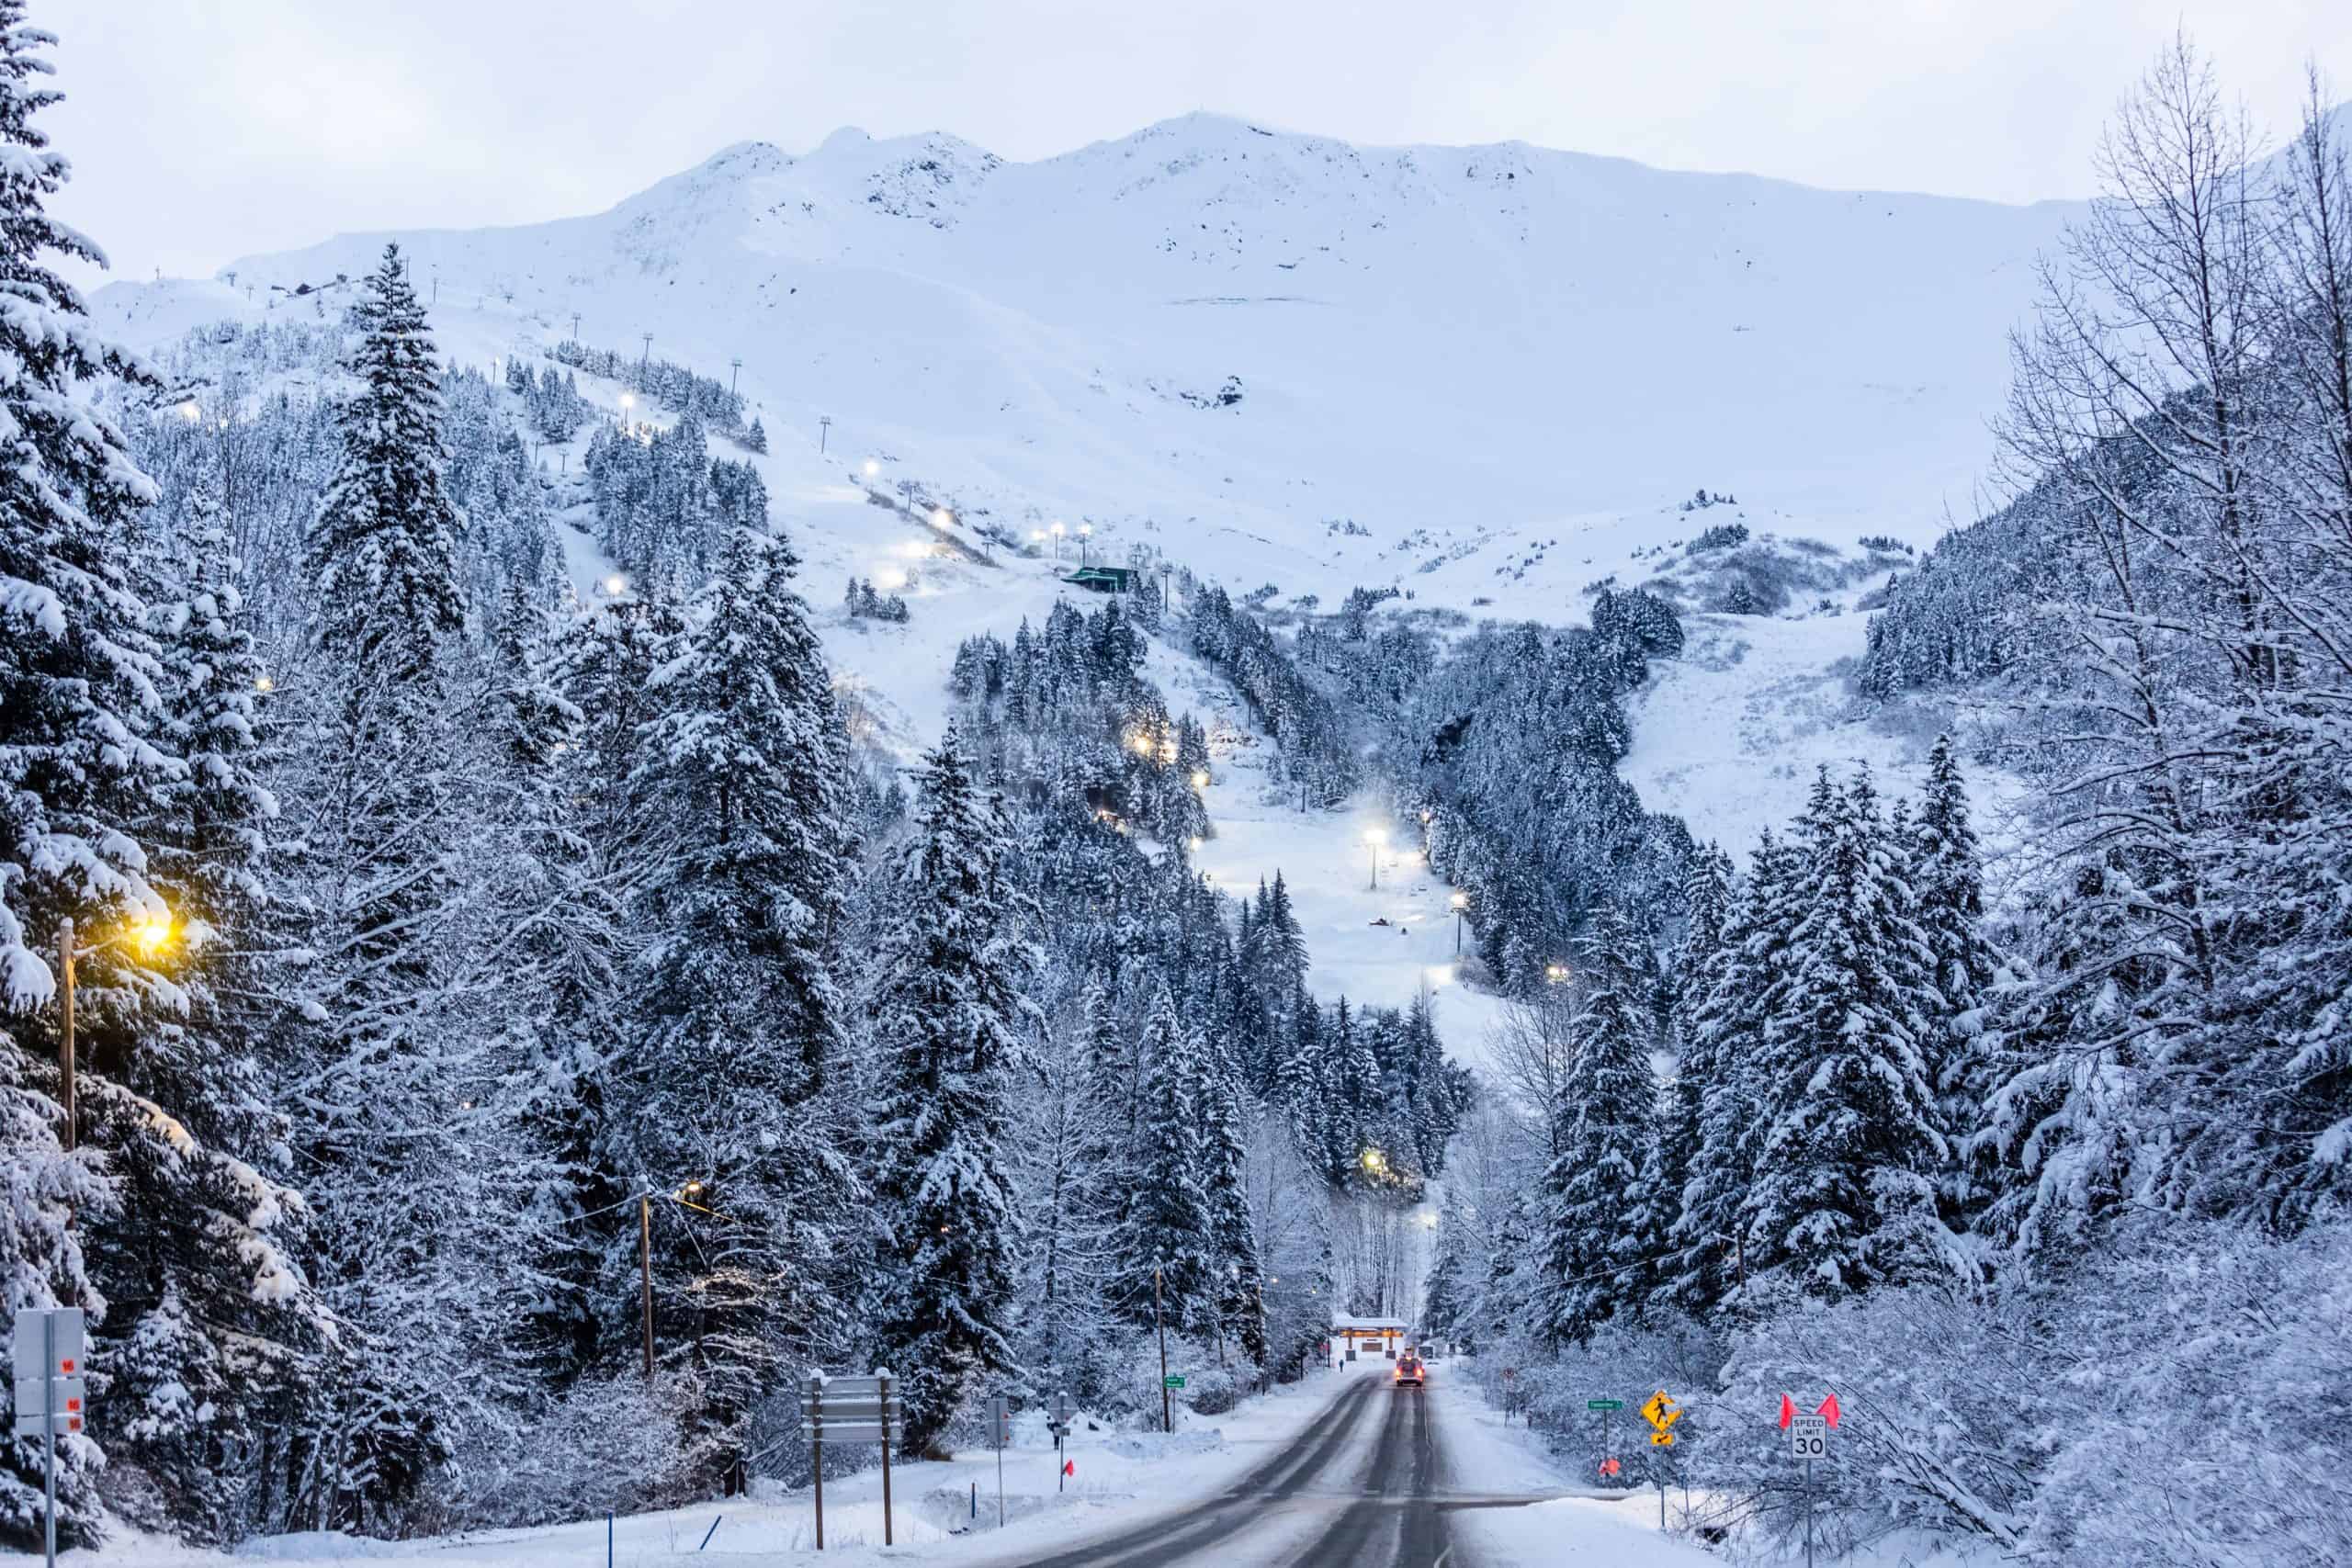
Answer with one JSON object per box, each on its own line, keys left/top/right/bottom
{"left": 1064, "top": 565, "right": 1141, "bottom": 593}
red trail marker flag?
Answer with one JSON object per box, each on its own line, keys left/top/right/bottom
{"left": 1778, "top": 1393, "right": 1795, "bottom": 1429}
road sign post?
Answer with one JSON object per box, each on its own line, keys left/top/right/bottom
{"left": 1587, "top": 1398, "right": 1623, "bottom": 1480}
{"left": 15, "top": 1309, "right": 86, "bottom": 1568}
{"left": 798, "top": 1372, "right": 906, "bottom": 1550}
{"left": 1789, "top": 1411, "right": 1830, "bottom": 1568}
{"left": 1048, "top": 1390, "right": 1074, "bottom": 1494}
{"left": 988, "top": 1394, "right": 1012, "bottom": 1528}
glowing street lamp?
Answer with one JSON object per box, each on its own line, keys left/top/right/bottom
{"left": 618, "top": 393, "right": 635, "bottom": 432}
{"left": 1363, "top": 827, "right": 1387, "bottom": 891}
{"left": 1192, "top": 770, "right": 1210, "bottom": 791}
{"left": 1360, "top": 1146, "right": 1388, "bottom": 1179}
{"left": 254, "top": 673, "right": 275, "bottom": 694}
{"left": 1450, "top": 890, "right": 1468, "bottom": 954}
{"left": 1049, "top": 520, "right": 1066, "bottom": 560}
{"left": 932, "top": 507, "right": 953, "bottom": 528}
{"left": 52, "top": 908, "right": 177, "bottom": 1157}
{"left": 1079, "top": 522, "right": 1092, "bottom": 566}
{"left": 177, "top": 400, "right": 200, "bottom": 423}
{"left": 1545, "top": 962, "right": 1570, "bottom": 985}
{"left": 604, "top": 574, "right": 628, "bottom": 597}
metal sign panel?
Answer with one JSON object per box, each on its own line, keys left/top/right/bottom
{"left": 12, "top": 1381, "right": 85, "bottom": 1436}
{"left": 797, "top": 1396, "right": 901, "bottom": 1417}
{"left": 800, "top": 1422, "right": 891, "bottom": 1443}
{"left": 1790, "top": 1413, "right": 1829, "bottom": 1459}
{"left": 987, "top": 1394, "right": 1012, "bottom": 1450}
{"left": 1051, "top": 1390, "right": 1074, "bottom": 1423}
{"left": 11, "top": 1310, "right": 85, "bottom": 1384}
{"left": 811, "top": 1375, "right": 891, "bottom": 1397}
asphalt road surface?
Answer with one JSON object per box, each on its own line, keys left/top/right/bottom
{"left": 990, "top": 1371, "right": 1508, "bottom": 1568}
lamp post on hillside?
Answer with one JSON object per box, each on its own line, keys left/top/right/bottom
{"left": 1364, "top": 828, "right": 1387, "bottom": 891}
{"left": 1079, "top": 523, "right": 1092, "bottom": 567}
{"left": 1450, "top": 891, "right": 1467, "bottom": 955}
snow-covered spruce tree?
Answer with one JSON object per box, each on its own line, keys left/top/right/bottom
{"left": 1110, "top": 987, "right": 1215, "bottom": 1335}
{"left": 1742, "top": 769, "right": 1952, "bottom": 1296}
{"left": 1200, "top": 1042, "right": 1265, "bottom": 1367}
{"left": 865, "top": 729, "right": 1035, "bottom": 1457}
{"left": 306, "top": 246, "right": 463, "bottom": 680}
{"left": 1537, "top": 909, "right": 1659, "bottom": 1344}
{"left": 0, "top": 6, "right": 177, "bottom": 1540}
{"left": 282, "top": 243, "right": 555, "bottom": 1529}
{"left": 1907, "top": 735, "right": 2001, "bottom": 1230}
{"left": 609, "top": 518, "right": 859, "bottom": 1490}
{"left": 1648, "top": 842, "right": 1732, "bottom": 1310}
{"left": 1664, "top": 829, "right": 1795, "bottom": 1313}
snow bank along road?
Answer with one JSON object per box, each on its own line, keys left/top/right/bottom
{"left": 968, "top": 1367, "right": 1668, "bottom": 1568}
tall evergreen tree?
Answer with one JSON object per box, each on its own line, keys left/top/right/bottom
{"left": 1742, "top": 768, "right": 1950, "bottom": 1296}
{"left": 1111, "top": 988, "right": 1215, "bottom": 1331}
{"left": 1537, "top": 910, "right": 1657, "bottom": 1343}
{"left": 307, "top": 245, "right": 463, "bottom": 682}
{"left": 865, "top": 730, "right": 1035, "bottom": 1456}
{"left": 608, "top": 519, "right": 859, "bottom": 1485}
{"left": 0, "top": 8, "right": 196, "bottom": 1540}
{"left": 1665, "top": 832, "right": 1794, "bottom": 1312}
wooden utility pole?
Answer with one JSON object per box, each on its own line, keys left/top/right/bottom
{"left": 639, "top": 1195, "right": 654, "bottom": 1378}
{"left": 1155, "top": 1266, "right": 1171, "bottom": 1433}
{"left": 57, "top": 919, "right": 74, "bottom": 1153}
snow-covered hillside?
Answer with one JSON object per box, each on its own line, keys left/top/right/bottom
{"left": 96, "top": 114, "right": 2071, "bottom": 863}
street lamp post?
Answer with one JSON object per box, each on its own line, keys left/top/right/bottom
{"left": 1050, "top": 521, "right": 1066, "bottom": 561}
{"left": 1450, "top": 891, "right": 1467, "bottom": 955}
{"left": 1079, "top": 524, "right": 1092, "bottom": 567}
{"left": 53, "top": 911, "right": 174, "bottom": 1157}
{"left": 1364, "top": 828, "right": 1386, "bottom": 891}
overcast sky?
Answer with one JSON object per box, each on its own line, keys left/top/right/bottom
{"left": 46, "top": 0, "right": 2352, "bottom": 286}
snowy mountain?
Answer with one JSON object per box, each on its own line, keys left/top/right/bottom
{"left": 96, "top": 114, "right": 2079, "bottom": 868}
{"left": 111, "top": 114, "right": 2075, "bottom": 596}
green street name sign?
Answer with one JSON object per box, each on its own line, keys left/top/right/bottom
{"left": 1165, "top": 1375, "right": 1187, "bottom": 1389}
{"left": 1588, "top": 1398, "right": 1624, "bottom": 1410}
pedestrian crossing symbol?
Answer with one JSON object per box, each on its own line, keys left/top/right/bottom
{"left": 1640, "top": 1390, "right": 1681, "bottom": 1447}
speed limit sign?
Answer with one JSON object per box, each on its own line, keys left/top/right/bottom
{"left": 1790, "top": 1413, "right": 1828, "bottom": 1459}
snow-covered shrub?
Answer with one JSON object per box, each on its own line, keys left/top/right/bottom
{"left": 420, "top": 1373, "right": 703, "bottom": 1531}
{"left": 1712, "top": 1222, "right": 2352, "bottom": 1565}
{"left": 1183, "top": 1365, "right": 1246, "bottom": 1416}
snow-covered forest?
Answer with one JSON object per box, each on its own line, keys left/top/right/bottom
{"left": 6, "top": 4, "right": 2351, "bottom": 1563}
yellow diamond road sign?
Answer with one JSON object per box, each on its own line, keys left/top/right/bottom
{"left": 1640, "top": 1391, "right": 1682, "bottom": 1434}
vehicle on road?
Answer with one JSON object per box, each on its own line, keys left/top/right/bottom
{"left": 1394, "top": 1354, "right": 1425, "bottom": 1387}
